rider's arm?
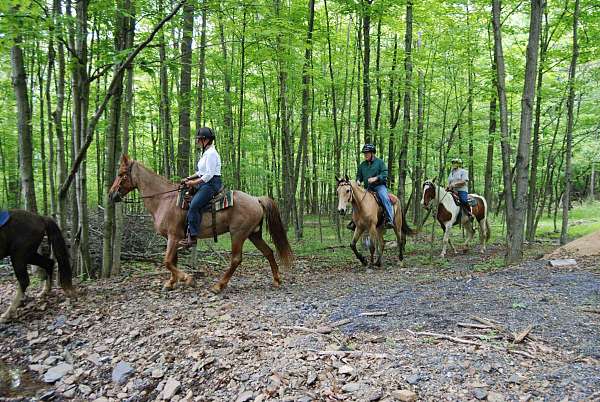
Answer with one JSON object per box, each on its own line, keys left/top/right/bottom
{"left": 377, "top": 159, "right": 388, "bottom": 184}
{"left": 199, "top": 151, "right": 219, "bottom": 183}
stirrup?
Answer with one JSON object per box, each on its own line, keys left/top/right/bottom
{"left": 178, "top": 235, "right": 197, "bottom": 250}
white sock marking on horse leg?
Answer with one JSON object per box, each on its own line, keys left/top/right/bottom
{"left": 1, "top": 287, "right": 24, "bottom": 322}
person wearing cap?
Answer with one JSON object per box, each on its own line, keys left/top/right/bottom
{"left": 447, "top": 157, "right": 473, "bottom": 220}
{"left": 355, "top": 143, "right": 394, "bottom": 229}
{"left": 179, "top": 127, "right": 222, "bottom": 248}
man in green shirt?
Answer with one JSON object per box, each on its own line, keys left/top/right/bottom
{"left": 355, "top": 143, "right": 394, "bottom": 228}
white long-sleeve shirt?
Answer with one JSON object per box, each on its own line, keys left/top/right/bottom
{"left": 196, "top": 145, "right": 221, "bottom": 183}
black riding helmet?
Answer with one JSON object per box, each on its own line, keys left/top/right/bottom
{"left": 196, "top": 127, "right": 216, "bottom": 141}
{"left": 361, "top": 143, "right": 376, "bottom": 154}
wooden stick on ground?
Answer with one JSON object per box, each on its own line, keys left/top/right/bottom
{"left": 513, "top": 324, "right": 534, "bottom": 344}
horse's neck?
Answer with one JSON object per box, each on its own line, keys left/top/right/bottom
{"left": 436, "top": 185, "right": 457, "bottom": 211}
{"left": 133, "top": 162, "right": 176, "bottom": 215}
{"left": 350, "top": 182, "right": 368, "bottom": 211}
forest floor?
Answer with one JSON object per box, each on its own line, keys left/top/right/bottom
{"left": 1, "top": 236, "right": 599, "bottom": 401}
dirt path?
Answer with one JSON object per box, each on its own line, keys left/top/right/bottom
{"left": 1, "top": 249, "right": 599, "bottom": 401}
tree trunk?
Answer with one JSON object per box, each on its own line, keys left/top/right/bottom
{"left": 11, "top": 40, "right": 37, "bottom": 212}
{"left": 492, "top": 0, "right": 515, "bottom": 249}
{"left": 362, "top": 0, "right": 373, "bottom": 143}
{"left": 218, "top": 11, "right": 235, "bottom": 173}
{"left": 176, "top": 2, "right": 194, "bottom": 179}
{"left": 53, "top": 0, "right": 67, "bottom": 229}
{"left": 413, "top": 31, "right": 424, "bottom": 225}
{"left": 506, "top": 0, "right": 543, "bottom": 264}
{"left": 158, "top": 2, "right": 172, "bottom": 178}
{"left": 398, "top": 0, "right": 413, "bottom": 207}
{"left": 560, "top": 0, "right": 580, "bottom": 245}
{"left": 235, "top": 9, "right": 247, "bottom": 190}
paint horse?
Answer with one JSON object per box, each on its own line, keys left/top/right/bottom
{"left": 336, "top": 177, "right": 413, "bottom": 266}
{"left": 421, "top": 180, "right": 490, "bottom": 257}
{"left": 0, "top": 210, "right": 75, "bottom": 323}
{"left": 109, "top": 155, "right": 293, "bottom": 293}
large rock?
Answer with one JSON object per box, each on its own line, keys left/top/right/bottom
{"left": 43, "top": 363, "right": 73, "bottom": 383}
{"left": 112, "top": 361, "right": 134, "bottom": 385}
{"left": 162, "top": 378, "right": 181, "bottom": 400}
{"left": 235, "top": 390, "right": 254, "bottom": 402}
{"left": 392, "top": 389, "right": 417, "bottom": 402}
{"left": 342, "top": 382, "right": 361, "bottom": 393}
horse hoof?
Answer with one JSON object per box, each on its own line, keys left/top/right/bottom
{"left": 209, "top": 284, "right": 223, "bottom": 294}
{"left": 163, "top": 281, "right": 175, "bottom": 291}
{"left": 272, "top": 280, "right": 281, "bottom": 289}
{"left": 183, "top": 275, "right": 195, "bottom": 287}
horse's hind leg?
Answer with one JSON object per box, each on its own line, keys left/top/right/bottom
{"left": 478, "top": 219, "right": 487, "bottom": 253}
{"left": 1, "top": 256, "right": 29, "bottom": 323}
{"left": 28, "top": 252, "right": 55, "bottom": 298}
{"left": 211, "top": 234, "right": 245, "bottom": 294}
{"left": 249, "top": 233, "right": 281, "bottom": 288}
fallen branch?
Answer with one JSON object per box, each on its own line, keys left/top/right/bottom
{"left": 457, "top": 322, "right": 493, "bottom": 330}
{"left": 513, "top": 324, "right": 534, "bottom": 344}
{"left": 407, "top": 330, "right": 480, "bottom": 346}
{"left": 58, "top": 0, "right": 187, "bottom": 199}
{"left": 330, "top": 318, "right": 353, "bottom": 328}
{"left": 313, "top": 350, "right": 389, "bottom": 359}
{"left": 359, "top": 311, "right": 388, "bottom": 317}
{"left": 580, "top": 307, "right": 600, "bottom": 314}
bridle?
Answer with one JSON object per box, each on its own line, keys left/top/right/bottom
{"left": 337, "top": 179, "right": 373, "bottom": 206}
{"left": 113, "top": 161, "right": 181, "bottom": 203}
{"left": 423, "top": 181, "right": 449, "bottom": 210}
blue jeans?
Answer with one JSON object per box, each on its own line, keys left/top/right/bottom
{"left": 187, "top": 176, "right": 222, "bottom": 237}
{"left": 373, "top": 184, "right": 394, "bottom": 222}
{"left": 457, "top": 190, "right": 469, "bottom": 206}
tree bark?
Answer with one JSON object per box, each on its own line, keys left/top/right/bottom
{"left": 218, "top": 10, "right": 235, "bottom": 172}
{"left": 560, "top": 0, "right": 580, "bottom": 245}
{"left": 398, "top": 0, "right": 413, "bottom": 207}
{"left": 506, "top": 0, "right": 543, "bottom": 264}
{"left": 195, "top": 1, "right": 208, "bottom": 165}
{"left": 413, "top": 31, "right": 424, "bottom": 225}
{"left": 362, "top": 0, "right": 373, "bottom": 143}
{"left": 11, "top": 40, "right": 37, "bottom": 212}
{"left": 176, "top": 1, "right": 194, "bottom": 179}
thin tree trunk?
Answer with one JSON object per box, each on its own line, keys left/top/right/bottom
{"left": 561, "top": 0, "right": 580, "bottom": 245}
{"left": 413, "top": 31, "right": 424, "bottom": 225}
{"left": 195, "top": 1, "right": 208, "bottom": 165}
{"left": 362, "top": 0, "right": 373, "bottom": 143}
{"left": 54, "top": 0, "right": 67, "bottom": 229}
{"left": 176, "top": 1, "right": 194, "bottom": 179}
{"left": 11, "top": 39, "right": 37, "bottom": 212}
{"left": 218, "top": 11, "right": 235, "bottom": 172}
{"left": 235, "top": 9, "right": 247, "bottom": 190}
{"left": 506, "top": 0, "right": 543, "bottom": 264}
{"left": 398, "top": 0, "right": 413, "bottom": 207}
{"left": 158, "top": 2, "right": 172, "bottom": 178}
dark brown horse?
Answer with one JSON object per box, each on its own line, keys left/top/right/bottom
{"left": 0, "top": 210, "right": 74, "bottom": 322}
{"left": 108, "top": 155, "right": 293, "bottom": 293}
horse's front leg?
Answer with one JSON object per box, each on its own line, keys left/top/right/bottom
{"left": 164, "top": 236, "right": 194, "bottom": 290}
{"left": 462, "top": 219, "right": 475, "bottom": 250}
{"left": 441, "top": 224, "right": 454, "bottom": 257}
{"left": 1, "top": 257, "right": 29, "bottom": 323}
{"left": 374, "top": 227, "right": 384, "bottom": 267}
{"left": 350, "top": 227, "right": 367, "bottom": 266}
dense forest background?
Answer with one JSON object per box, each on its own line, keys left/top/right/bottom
{"left": 0, "top": 0, "right": 599, "bottom": 276}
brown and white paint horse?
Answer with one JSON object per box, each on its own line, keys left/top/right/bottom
{"left": 336, "top": 177, "right": 412, "bottom": 266}
{"left": 109, "top": 155, "right": 293, "bottom": 293}
{"left": 421, "top": 180, "right": 490, "bottom": 257}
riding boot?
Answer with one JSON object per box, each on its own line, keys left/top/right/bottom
{"left": 346, "top": 220, "right": 356, "bottom": 231}
{"left": 178, "top": 232, "right": 197, "bottom": 249}
{"left": 384, "top": 219, "right": 394, "bottom": 229}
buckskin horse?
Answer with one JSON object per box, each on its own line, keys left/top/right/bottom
{"left": 421, "top": 179, "right": 490, "bottom": 257}
{"left": 109, "top": 155, "right": 293, "bottom": 293}
{"left": 0, "top": 210, "right": 74, "bottom": 323}
{"left": 336, "top": 177, "right": 413, "bottom": 266}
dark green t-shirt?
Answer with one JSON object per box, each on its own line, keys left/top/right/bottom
{"left": 356, "top": 157, "right": 388, "bottom": 188}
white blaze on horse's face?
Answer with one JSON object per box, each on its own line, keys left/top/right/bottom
{"left": 336, "top": 182, "right": 352, "bottom": 215}
{"left": 421, "top": 181, "right": 434, "bottom": 209}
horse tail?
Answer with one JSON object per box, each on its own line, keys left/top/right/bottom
{"left": 258, "top": 197, "right": 294, "bottom": 268}
{"left": 44, "top": 218, "right": 74, "bottom": 294}
{"left": 477, "top": 195, "right": 491, "bottom": 241}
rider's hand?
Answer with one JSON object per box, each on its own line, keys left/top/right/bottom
{"left": 368, "top": 177, "right": 378, "bottom": 184}
{"left": 180, "top": 178, "right": 188, "bottom": 186}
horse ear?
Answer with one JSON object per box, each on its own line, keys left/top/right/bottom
{"left": 432, "top": 176, "right": 437, "bottom": 183}
{"left": 120, "top": 154, "right": 130, "bottom": 165}
{"left": 345, "top": 174, "right": 349, "bottom": 181}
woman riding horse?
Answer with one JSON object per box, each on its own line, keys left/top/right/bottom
{"left": 179, "top": 127, "right": 222, "bottom": 249}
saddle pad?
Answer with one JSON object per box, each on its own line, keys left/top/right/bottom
{"left": 213, "top": 190, "right": 234, "bottom": 212}
{"left": 370, "top": 191, "right": 398, "bottom": 206}
{"left": 0, "top": 210, "right": 10, "bottom": 227}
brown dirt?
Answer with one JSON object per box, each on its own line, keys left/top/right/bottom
{"left": 544, "top": 229, "right": 600, "bottom": 259}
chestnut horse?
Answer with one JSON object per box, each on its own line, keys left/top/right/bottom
{"left": 421, "top": 179, "right": 490, "bottom": 257}
{"left": 336, "top": 177, "right": 413, "bottom": 266}
{"left": 109, "top": 155, "right": 293, "bottom": 293}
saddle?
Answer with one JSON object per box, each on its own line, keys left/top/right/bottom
{"left": 0, "top": 210, "right": 10, "bottom": 228}
{"left": 177, "top": 186, "right": 234, "bottom": 242}
{"left": 450, "top": 192, "right": 478, "bottom": 207}
{"left": 368, "top": 191, "right": 398, "bottom": 227}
